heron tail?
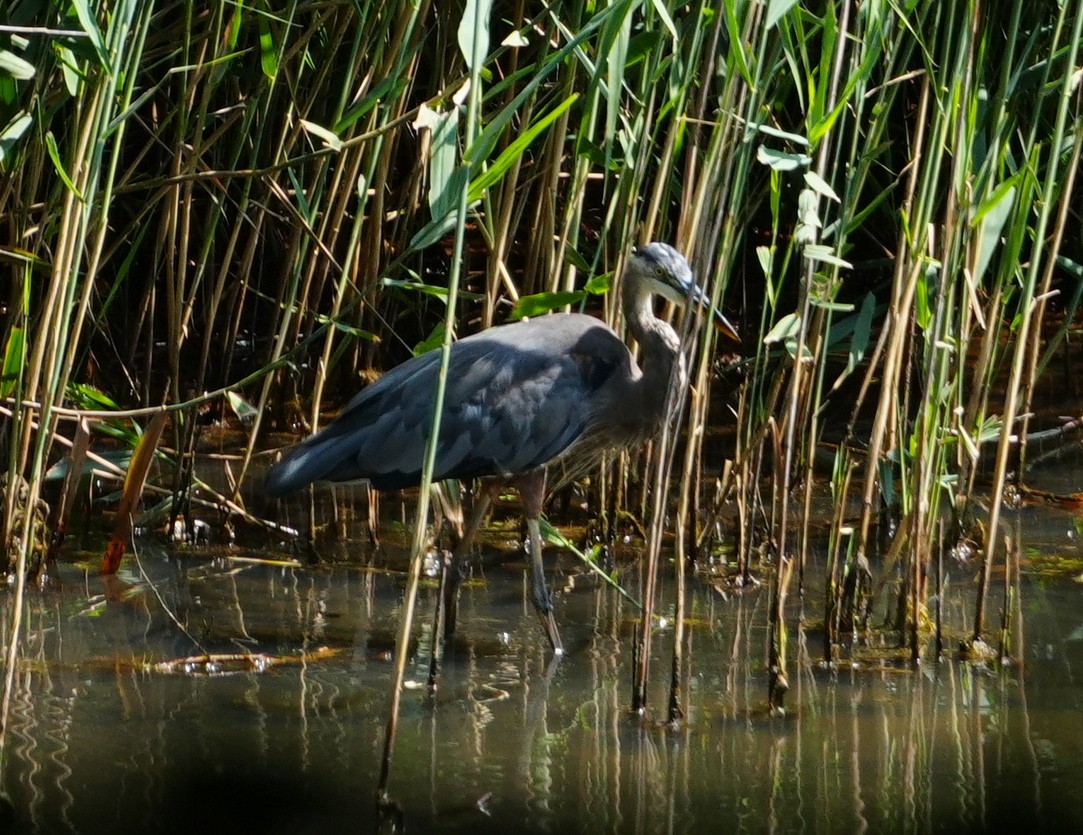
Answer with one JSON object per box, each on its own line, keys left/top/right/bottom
{"left": 265, "top": 434, "right": 360, "bottom": 496}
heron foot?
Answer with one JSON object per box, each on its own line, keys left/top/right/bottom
{"left": 529, "top": 577, "right": 563, "bottom": 653}
{"left": 523, "top": 512, "right": 562, "bottom": 654}
{"left": 537, "top": 607, "right": 564, "bottom": 656}
{"left": 442, "top": 551, "right": 469, "bottom": 640}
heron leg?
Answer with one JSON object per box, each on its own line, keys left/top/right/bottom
{"left": 516, "top": 470, "right": 564, "bottom": 655}
{"left": 444, "top": 485, "right": 494, "bottom": 640}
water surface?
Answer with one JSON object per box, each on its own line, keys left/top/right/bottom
{"left": 2, "top": 487, "right": 1083, "bottom": 834}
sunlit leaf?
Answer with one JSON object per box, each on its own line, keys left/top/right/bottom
{"left": 0, "top": 49, "right": 35, "bottom": 80}
{"left": 414, "top": 322, "right": 445, "bottom": 357}
{"left": 382, "top": 279, "right": 449, "bottom": 301}
{"left": 0, "top": 111, "right": 31, "bottom": 165}
{"left": 464, "top": 5, "right": 614, "bottom": 167}
{"left": 975, "top": 415, "right": 1004, "bottom": 445}
{"left": 756, "top": 145, "right": 812, "bottom": 171}
{"left": 765, "top": 0, "right": 801, "bottom": 29}
{"left": 56, "top": 44, "right": 81, "bottom": 95}
{"left": 335, "top": 75, "right": 407, "bottom": 133}
{"left": 809, "top": 298, "right": 854, "bottom": 312}
{"left": 722, "top": 0, "right": 751, "bottom": 84}
{"left": 764, "top": 312, "right": 802, "bottom": 345}
{"left": 747, "top": 122, "right": 810, "bottom": 146}
{"left": 228, "top": 1, "right": 244, "bottom": 49}
{"left": 45, "top": 133, "right": 80, "bottom": 198}
{"left": 0, "top": 326, "right": 25, "bottom": 398}
{"left": 564, "top": 247, "right": 592, "bottom": 274}
{"left": 226, "top": 391, "right": 259, "bottom": 425}
{"left": 972, "top": 179, "right": 1018, "bottom": 283}
{"left": 756, "top": 246, "right": 774, "bottom": 280}
{"left": 603, "top": 3, "right": 632, "bottom": 151}
{"left": 802, "top": 244, "right": 852, "bottom": 269}
{"left": 582, "top": 273, "right": 612, "bottom": 294}
{"left": 915, "top": 262, "right": 938, "bottom": 330}
{"left": 538, "top": 517, "right": 641, "bottom": 607}
{"left": 258, "top": 14, "right": 278, "bottom": 80}
{"left": 510, "top": 290, "right": 586, "bottom": 320}
{"left": 452, "top": 78, "right": 471, "bottom": 107}
{"left": 69, "top": 0, "right": 109, "bottom": 70}
{"left": 314, "top": 316, "right": 378, "bottom": 341}
{"left": 457, "top": 0, "right": 492, "bottom": 72}
{"left": 807, "top": 35, "right": 885, "bottom": 144}
{"left": 408, "top": 213, "right": 457, "bottom": 251}
{"left": 66, "top": 382, "right": 122, "bottom": 410}
{"left": 804, "top": 170, "right": 840, "bottom": 202}
{"left": 423, "top": 105, "right": 465, "bottom": 229}
{"left": 299, "top": 119, "right": 343, "bottom": 151}
{"left": 646, "top": 0, "right": 679, "bottom": 40}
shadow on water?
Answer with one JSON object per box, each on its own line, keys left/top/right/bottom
{"left": 3, "top": 484, "right": 1083, "bottom": 833}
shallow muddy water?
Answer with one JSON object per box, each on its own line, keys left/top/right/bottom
{"left": 2, "top": 478, "right": 1083, "bottom": 834}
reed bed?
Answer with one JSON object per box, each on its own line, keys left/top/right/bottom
{"left": 1, "top": 0, "right": 1081, "bottom": 732}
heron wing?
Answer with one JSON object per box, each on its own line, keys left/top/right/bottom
{"left": 265, "top": 313, "right": 631, "bottom": 494}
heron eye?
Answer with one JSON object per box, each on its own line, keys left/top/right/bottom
{"left": 655, "top": 266, "right": 665, "bottom": 277}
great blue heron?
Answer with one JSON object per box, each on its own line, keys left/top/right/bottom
{"left": 266, "top": 242, "right": 738, "bottom": 653}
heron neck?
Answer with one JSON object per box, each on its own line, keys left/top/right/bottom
{"left": 622, "top": 279, "right": 685, "bottom": 424}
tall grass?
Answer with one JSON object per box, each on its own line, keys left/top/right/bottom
{"left": 0, "top": 0, "right": 1080, "bottom": 727}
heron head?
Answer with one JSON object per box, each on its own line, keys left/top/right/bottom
{"left": 629, "top": 242, "right": 740, "bottom": 344}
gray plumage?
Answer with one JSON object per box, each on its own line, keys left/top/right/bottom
{"left": 266, "top": 242, "right": 734, "bottom": 495}
{"left": 266, "top": 315, "right": 632, "bottom": 493}
{"left": 266, "top": 242, "right": 738, "bottom": 653}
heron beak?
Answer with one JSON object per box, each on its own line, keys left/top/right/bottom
{"left": 711, "top": 308, "right": 741, "bottom": 345}
{"left": 688, "top": 283, "right": 741, "bottom": 346}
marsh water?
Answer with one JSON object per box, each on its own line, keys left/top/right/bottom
{"left": 3, "top": 466, "right": 1083, "bottom": 834}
